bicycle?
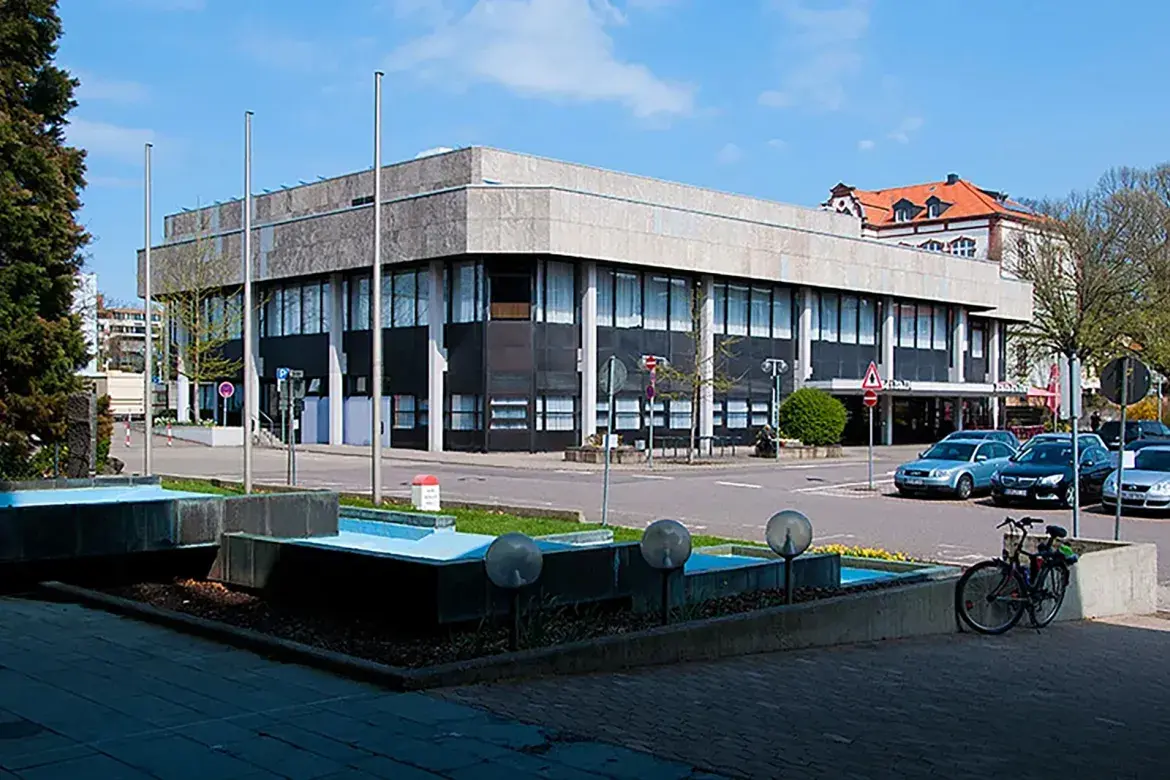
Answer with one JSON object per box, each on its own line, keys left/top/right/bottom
{"left": 955, "top": 516, "right": 1079, "bottom": 635}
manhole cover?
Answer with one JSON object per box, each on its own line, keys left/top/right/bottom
{"left": 0, "top": 720, "right": 46, "bottom": 740}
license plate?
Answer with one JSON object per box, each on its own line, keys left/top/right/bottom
{"left": 904, "top": 478, "right": 924, "bottom": 486}
{"left": 1122, "top": 491, "right": 1145, "bottom": 501}
{"left": 1004, "top": 489, "right": 1028, "bottom": 497}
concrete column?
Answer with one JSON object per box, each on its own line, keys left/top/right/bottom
{"left": 327, "top": 273, "right": 344, "bottom": 445}
{"left": 580, "top": 262, "right": 598, "bottom": 444}
{"left": 427, "top": 260, "right": 446, "bottom": 452}
{"left": 175, "top": 321, "right": 190, "bottom": 423}
{"left": 955, "top": 397, "right": 966, "bottom": 430}
{"left": 881, "top": 393, "right": 893, "bottom": 445}
{"left": 881, "top": 296, "right": 895, "bottom": 382}
{"left": 951, "top": 308, "right": 967, "bottom": 383}
{"left": 989, "top": 319, "right": 1002, "bottom": 429}
{"left": 798, "top": 287, "right": 813, "bottom": 385}
{"left": 699, "top": 275, "right": 715, "bottom": 445}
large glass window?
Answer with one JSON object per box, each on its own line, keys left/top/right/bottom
{"left": 416, "top": 272, "right": 430, "bottom": 327}
{"left": 933, "top": 307, "right": 948, "bottom": 351}
{"left": 283, "top": 285, "right": 302, "bottom": 335}
{"left": 615, "top": 272, "right": 642, "bottom": 329}
{"left": 820, "top": 293, "right": 839, "bottom": 343}
{"left": 597, "top": 267, "right": 615, "bottom": 327}
{"left": 321, "top": 281, "right": 331, "bottom": 333}
{"left": 393, "top": 270, "right": 416, "bottom": 327}
{"left": 669, "top": 277, "right": 692, "bottom": 332}
{"left": 726, "top": 399, "right": 749, "bottom": 429}
{"left": 713, "top": 283, "right": 727, "bottom": 333}
{"left": 808, "top": 292, "right": 820, "bottom": 340}
{"left": 545, "top": 261, "right": 575, "bottom": 324}
{"left": 972, "top": 324, "right": 986, "bottom": 358}
{"left": 645, "top": 275, "right": 669, "bottom": 331}
{"left": 750, "top": 288, "right": 771, "bottom": 338}
{"left": 451, "top": 261, "right": 479, "bottom": 323}
{"left": 302, "top": 283, "right": 321, "bottom": 335}
{"left": 669, "top": 399, "right": 692, "bottom": 430}
{"left": 596, "top": 400, "right": 609, "bottom": 431}
{"left": 772, "top": 288, "right": 792, "bottom": 339}
{"left": 840, "top": 295, "right": 858, "bottom": 344}
{"left": 898, "top": 303, "right": 916, "bottom": 348}
{"left": 917, "top": 304, "right": 933, "bottom": 348}
{"left": 645, "top": 399, "right": 665, "bottom": 428}
{"left": 726, "top": 284, "right": 748, "bottom": 336}
{"left": 449, "top": 394, "right": 481, "bottom": 430}
{"left": 489, "top": 397, "right": 528, "bottom": 430}
{"left": 379, "top": 274, "right": 391, "bottom": 329}
{"left": 751, "top": 401, "right": 770, "bottom": 427}
{"left": 350, "top": 276, "right": 370, "bottom": 330}
{"left": 859, "top": 297, "right": 876, "bottom": 345}
{"left": 542, "top": 396, "right": 575, "bottom": 431}
{"left": 392, "top": 395, "right": 415, "bottom": 429}
{"left": 615, "top": 397, "right": 641, "bottom": 430}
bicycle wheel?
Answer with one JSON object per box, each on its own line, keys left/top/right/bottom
{"left": 955, "top": 560, "right": 1027, "bottom": 634}
{"left": 1029, "top": 562, "right": 1069, "bottom": 628}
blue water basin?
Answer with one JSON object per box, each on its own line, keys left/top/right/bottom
{"left": 298, "top": 519, "right": 574, "bottom": 562}
{"left": 0, "top": 485, "right": 212, "bottom": 509}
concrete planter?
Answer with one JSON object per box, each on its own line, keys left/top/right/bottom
{"left": 1004, "top": 534, "right": 1157, "bottom": 620}
{"left": 563, "top": 446, "right": 643, "bottom": 464}
{"left": 168, "top": 425, "right": 244, "bottom": 447}
{"left": 751, "top": 444, "right": 844, "bottom": 460}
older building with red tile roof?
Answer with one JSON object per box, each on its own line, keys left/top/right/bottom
{"left": 824, "top": 174, "right": 1038, "bottom": 263}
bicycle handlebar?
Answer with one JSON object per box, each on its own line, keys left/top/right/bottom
{"left": 997, "top": 516, "right": 1045, "bottom": 531}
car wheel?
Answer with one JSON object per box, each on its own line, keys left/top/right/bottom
{"left": 955, "top": 474, "right": 973, "bottom": 501}
{"left": 1062, "top": 484, "right": 1075, "bottom": 508}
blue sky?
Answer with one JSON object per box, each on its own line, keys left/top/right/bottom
{"left": 60, "top": 0, "right": 1170, "bottom": 302}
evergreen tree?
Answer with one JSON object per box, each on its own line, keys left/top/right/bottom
{"left": 0, "top": 0, "right": 89, "bottom": 477}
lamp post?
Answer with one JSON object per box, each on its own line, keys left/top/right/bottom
{"left": 484, "top": 533, "right": 544, "bottom": 650}
{"left": 640, "top": 519, "right": 693, "bottom": 624}
{"left": 243, "top": 111, "right": 255, "bottom": 493}
{"left": 371, "top": 72, "right": 384, "bottom": 505}
{"left": 143, "top": 142, "right": 153, "bottom": 476}
{"left": 766, "top": 509, "right": 813, "bottom": 604}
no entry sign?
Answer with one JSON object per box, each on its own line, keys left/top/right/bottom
{"left": 218, "top": 381, "right": 235, "bottom": 399}
{"left": 863, "top": 388, "right": 878, "bottom": 408}
{"left": 644, "top": 355, "right": 657, "bottom": 372}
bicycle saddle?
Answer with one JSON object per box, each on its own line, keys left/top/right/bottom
{"left": 1047, "top": 524, "right": 1068, "bottom": 539}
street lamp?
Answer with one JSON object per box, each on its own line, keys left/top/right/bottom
{"left": 484, "top": 533, "right": 544, "bottom": 650}
{"left": 766, "top": 509, "right": 813, "bottom": 604}
{"left": 640, "top": 519, "right": 693, "bottom": 624}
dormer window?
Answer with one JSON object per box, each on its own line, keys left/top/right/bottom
{"left": 926, "top": 197, "right": 945, "bottom": 219}
{"left": 892, "top": 198, "right": 917, "bottom": 223}
{"left": 920, "top": 240, "right": 944, "bottom": 252}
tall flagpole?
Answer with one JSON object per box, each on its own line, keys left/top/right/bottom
{"left": 243, "top": 111, "right": 255, "bottom": 493}
{"left": 371, "top": 72, "right": 384, "bottom": 504}
{"left": 143, "top": 143, "right": 153, "bottom": 475}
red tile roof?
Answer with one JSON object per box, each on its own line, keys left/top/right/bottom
{"left": 830, "top": 178, "right": 1037, "bottom": 227}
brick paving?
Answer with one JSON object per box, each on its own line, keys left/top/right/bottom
{"left": 445, "top": 615, "right": 1170, "bottom": 779}
{"left": 0, "top": 597, "right": 724, "bottom": 779}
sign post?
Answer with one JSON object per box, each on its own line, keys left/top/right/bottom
{"left": 761, "top": 359, "right": 790, "bottom": 461}
{"left": 217, "top": 381, "right": 234, "bottom": 427}
{"left": 862, "top": 362, "right": 884, "bottom": 492}
{"left": 599, "top": 356, "right": 627, "bottom": 527}
{"left": 642, "top": 355, "right": 660, "bottom": 469}
{"left": 1101, "top": 352, "right": 1151, "bottom": 540}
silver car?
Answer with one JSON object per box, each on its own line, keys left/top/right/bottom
{"left": 1101, "top": 445, "right": 1170, "bottom": 513}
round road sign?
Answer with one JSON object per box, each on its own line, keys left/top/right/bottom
{"left": 644, "top": 355, "right": 657, "bottom": 372}
{"left": 1100, "top": 357, "right": 1151, "bottom": 406}
{"left": 863, "top": 389, "right": 878, "bottom": 408}
{"left": 217, "top": 381, "right": 235, "bottom": 399}
{"left": 599, "top": 357, "right": 628, "bottom": 395}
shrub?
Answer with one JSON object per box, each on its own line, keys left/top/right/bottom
{"left": 96, "top": 395, "right": 114, "bottom": 469}
{"left": 778, "top": 388, "right": 846, "bottom": 446}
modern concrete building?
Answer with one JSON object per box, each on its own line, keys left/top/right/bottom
{"left": 139, "top": 147, "right": 1033, "bottom": 450}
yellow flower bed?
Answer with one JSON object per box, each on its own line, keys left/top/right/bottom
{"left": 811, "top": 543, "right": 911, "bottom": 562}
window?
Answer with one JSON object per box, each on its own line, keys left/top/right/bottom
{"left": 615, "top": 397, "right": 641, "bottom": 430}
{"left": 840, "top": 295, "right": 858, "bottom": 345}
{"left": 713, "top": 400, "right": 723, "bottom": 429}
{"left": 726, "top": 285, "right": 748, "bottom": 336}
{"left": 416, "top": 273, "right": 430, "bottom": 327}
{"left": 451, "top": 261, "right": 480, "bottom": 323}
{"left": 932, "top": 307, "right": 948, "bottom": 351}
{"left": 321, "top": 281, "right": 331, "bottom": 333}
{"left": 392, "top": 395, "right": 415, "bottom": 429}
{"left": 807, "top": 292, "right": 820, "bottom": 340}
{"left": 669, "top": 399, "right": 692, "bottom": 430}
{"left": 927, "top": 200, "right": 943, "bottom": 219}
{"left": 283, "top": 285, "right": 302, "bottom": 335}
{"left": 541, "top": 396, "right": 576, "bottom": 431}
{"left": 713, "top": 283, "right": 727, "bottom": 333}
{"left": 772, "top": 288, "right": 793, "bottom": 339}
{"left": 303, "top": 283, "right": 321, "bottom": 335}
{"left": 820, "top": 293, "right": 839, "bottom": 343}
{"left": 895, "top": 206, "right": 913, "bottom": 223}
{"left": 645, "top": 400, "right": 665, "bottom": 428}
{"left": 920, "top": 240, "right": 944, "bottom": 252}
{"left": 917, "top": 304, "right": 933, "bottom": 348}
{"left": 645, "top": 276, "right": 669, "bottom": 331}
{"left": 489, "top": 397, "right": 528, "bottom": 430}
{"left": 393, "top": 270, "right": 416, "bottom": 327}
{"left": 449, "top": 394, "right": 481, "bottom": 430}
{"left": 597, "top": 268, "right": 615, "bottom": 327}
{"left": 751, "top": 401, "right": 770, "bottom": 427}
{"left": 951, "top": 238, "right": 976, "bottom": 258}
{"left": 596, "top": 400, "right": 609, "bottom": 430}
{"left": 380, "top": 273, "right": 392, "bottom": 329}
{"left": 859, "top": 297, "right": 876, "bottom": 345}
{"left": 265, "top": 288, "right": 283, "bottom": 336}
{"left": 545, "top": 261, "right": 575, "bottom": 324}
{"left": 971, "top": 324, "right": 985, "bottom": 358}
{"left": 750, "top": 288, "right": 771, "bottom": 338}
{"left": 225, "top": 291, "right": 242, "bottom": 338}
{"left": 615, "top": 271, "right": 642, "bottom": 328}
{"left": 669, "top": 277, "right": 692, "bottom": 332}
{"left": 898, "top": 303, "right": 916, "bottom": 348}
{"left": 351, "top": 195, "right": 374, "bottom": 207}
{"left": 726, "top": 399, "right": 749, "bottom": 429}
{"left": 350, "top": 276, "right": 370, "bottom": 330}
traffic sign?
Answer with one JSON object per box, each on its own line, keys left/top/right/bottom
{"left": 217, "top": 381, "right": 234, "bottom": 399}
{"left": 599, "top": 357, "right": 628, "bottom": 395}
{"left": 646, "top": 384, "right": 656, "bottom": 400}
{"left": 863, "top": 389, "right": 878, "bottom": 408}
{"left": 276, "top": 367, "right": 290, "bottom": 381}
{"left": 861, "top": 361, "right": 883, "bottom": 391}
{"left": 289, "top": 369, "right": 304, "bottom": 379}
{"left": 1100, "top": 356, "right": 1150, "bottom": 406}
{"left": 643, "top": 355, "right": 657, "bottom": 373}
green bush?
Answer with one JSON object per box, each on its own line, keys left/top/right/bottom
{"left": 96, "top": 395, "right": 114, "bottom": 469}
{"left": 778, "top": 388, "right": 846, "bottom": 446}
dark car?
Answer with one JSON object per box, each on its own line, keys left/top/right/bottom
{"left": 941, "top": 429, "right": 1022, "bottom": 450}
{"left": 1098, "top": 420, "right": 1170, "bottom": 450}
{"left": 990, "top": 442, "right": 1113, "bottom": 507}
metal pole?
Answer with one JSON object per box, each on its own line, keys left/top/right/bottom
{"left": 243, "top": 111, "right": 254, "bottom": 494}
{"left": 661, "top": 571, "right": 670, "bottom": 625}
{"left": 371, "top": 71, "right": 384, "bottom": 505}
{"left": 291, "top": 408, "right": 297, "bottom": 486}
{"left": 784, "top": 555, "right": 795, "bottom": 605}
{"left": 773, "top": 371, "right": 781, "bottom": 461}
{"left": 867, "top": 405, "right": 874, "bottom": 491}
{"left": 1159, "top": 376, "right": 1164, "bottom": 424}
{"left": 282, "top": 380, "right": 290, "bottom": 485}
{"left": 1070, "top": 354, "right": 1080, "bottom": 537}
{"left": 143, "top": 142, "right": 153, "bottom": 476}
{"left": 601, "top": 357, "right": 615, "bottom": 526}
{"left": 1115, "top": 355, "right": 1129, "bottom": 541}
{"left": 647, "top": 370, "right": 654, "bottom": 470}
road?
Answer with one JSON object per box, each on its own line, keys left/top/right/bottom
{"left": 120, "top": 437, "right": 1170, "bottom": 581}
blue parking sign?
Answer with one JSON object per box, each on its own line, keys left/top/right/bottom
{"left": 276, "top": 367, "right": 290, "bottom": 381}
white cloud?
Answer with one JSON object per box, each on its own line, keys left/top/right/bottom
{"left": 857, "top": 138, "right": 874, "bottom": 151}
{"left": 759, "top": 0, "right": 870, "bottom": 112}
{"left": 238, "top": 29, "right": 335, "bottom": 72}
{"left": 67, "top": 119, "right": 155, "bottom": 163}
{"left": 715, "top": 142, "right": 742, "bottom": 165}
{"left": 767, "top": 138, "right": 786, "bottom": 150}
{"left": 386, "top": 0, "right": 695, "bottom": 118}
{"left": 887, "top": 115, "right": 923, "bottom": 144}
{"left": 74, "top": 73, "right": 149, "bottom": 104}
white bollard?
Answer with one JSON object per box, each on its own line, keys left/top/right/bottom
{"left": 124, "top": 418, "right": 131, "bottom": 447}
{"left": 411, "top": 474, "right": 441, "bottom": 511}
{"left": 166, "top": 422, "right": 173, "bottom": 447}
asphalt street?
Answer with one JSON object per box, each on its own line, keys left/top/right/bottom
{"left": 121, "top": 437, "right": 1170, "bottom": 582}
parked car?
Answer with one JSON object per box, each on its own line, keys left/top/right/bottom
{"left": 894, "top": 439, "right": 1015, "bottom": 500}
{"left": 941, "top": 429, "right": 1022, "bottom": 450}
{"left": 1015, "top": 432, "right": 1107, "bottom": 459}
{"left": 990, "top": 442, "right": 1113, "bottom": 507}
{"left": 1098, "top": 420, "right": 1170, "bottom": 450}
{"left": 1101, "top": 445, "right": 1170, "bottom": 514}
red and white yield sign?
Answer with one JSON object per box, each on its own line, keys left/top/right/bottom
{"left": 863, "top": 389, "right": 879, "bottom": 408}
{"left": 861, "top": 361, "right": 883, "bottom": 392}
{"left": 643, "top": 354, "right": 658, "bottom": 373}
